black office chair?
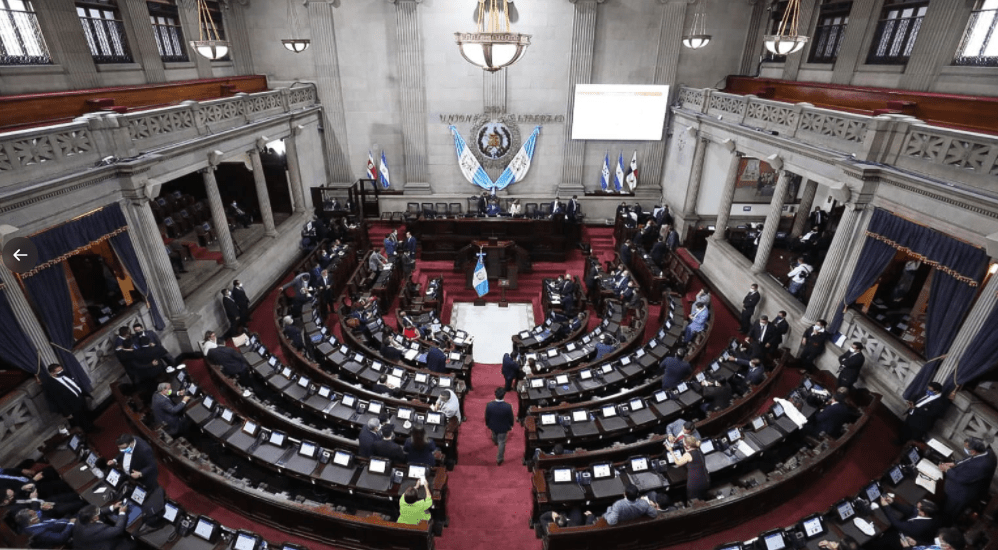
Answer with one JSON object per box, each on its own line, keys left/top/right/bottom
{"left": 421, "top": 202, "right": 435, "bottom": 218}
{"left": 524, "top": 203, "right": 538, "bottom": 218}
{"left": 435, "top": 202, "right": 448, "bottom": 217}
{"left": 449, "top": 203, "right": 462, "bottom": 215}
{"left": 162, "top": 217, "right": 179, "bottom": 239}
{"left": 539, "top": 203, "right": 553, "bottom": 217}
{"left": 406, "top": 202, "right": 420, "bottom": 215}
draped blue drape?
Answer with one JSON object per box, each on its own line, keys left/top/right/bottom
{"left": 109, "top": 233, "right": 165, "bottom": 330}
{"left": 945, "top": 301, "right": 998, "bottom": 392}
{"left": 828, "top": 234, "right": 896, "bottom": 334}
{"left": 21, "top": 266, "right": 91, "bottom": 391}
{"left": 0, "top": 288, "right": 40, "bottom": 375}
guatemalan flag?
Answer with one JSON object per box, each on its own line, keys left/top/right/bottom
{"left": 366, "top": 151, "right": 378, "bottom": 180}
{"left": 378, "top": 151, "right": 391, "bottom": 189}
{"left": 625, "top": 150, "right": 639, "bottom": 191}
{"left": 599, "top": 152, "right": 610, "bottom": 192}
{"left": 614, "top": 152, "right": 625, "bottom": 192}
{"left": 449, "top": 126, "right": 493, "bottom": 190}
{"left": 494, "top": 126, "right": 541, "bottom": 191}
{"left": 473, "top": 249, "right": 489, "bottom": 297}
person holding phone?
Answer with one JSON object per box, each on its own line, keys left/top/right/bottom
{"left": 397, "top": 476, "right": 432, "bottom": 525}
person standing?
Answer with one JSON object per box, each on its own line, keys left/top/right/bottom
{"left": 899, "top": 382, "right": 950, "bottom": 444}
{"left": 837, "top": 342, "right": 865, "bottom": 389}
{"left": 151, "top": 383, "right": 190, "bottom": 437}
{"left": 799, "top": 320, "right": 829, "bottom": 368}
{"left": 747, "top": 315, "right": 779, "bottom": 359}
{"left": 501, "top": 353, "right": 519, "bottom": 392}
{"left": 567, "top": 195, "right": 580, "bottom": 222}
{"left": 485, "top": 388, "right": 515, "bottom": 466}
{"left": 739, "top": 284, "right": 761, "bottom": 334}
{"left": 231, "top": 280, "right": 250, "bottom": 323}
{"left": 221, "top": 288, "right": 241, "bottom": 337}
{"left": 939, "top": 437, "right": 998, "bottom": 522}
{"left": 672, "top": 437, "right": 709, "bottom": 502}
{"left": 771, "top": 310, "right": 790, "bottom": 346}
{"left": 40, "top": 364, "right": 97, "bottom": 433}
{"left": 787, "top": 258, "right": 813, "bottom": 301}
{"left": 107, "top": 435, "right": 158, "bottom": 491}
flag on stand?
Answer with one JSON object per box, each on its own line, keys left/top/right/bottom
{"left": 378, "top": 151, "right": 391, "bottom": 189}
{"left": 614, "top": 152, "right": 625, "bottom": 192}
{"left": 366, "top": 151, "right": 378, "bottom": 181}
{"left": 600, "top": 152, "right": 610, "bottom": 192}
{"left": 473, "top": 249, "right": 489, "bottom": 297}
{"left": 625, "top": 151, "right": 639, "bottom": 191}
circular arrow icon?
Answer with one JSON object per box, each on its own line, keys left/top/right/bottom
{"left": 2, "top": 237, "right": 39, "bottom": 274}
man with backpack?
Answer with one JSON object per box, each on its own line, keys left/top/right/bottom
{"left": 787, "top": 257, "right": 813, "bottom": 301}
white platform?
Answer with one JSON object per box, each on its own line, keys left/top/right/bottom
{"left": 450, "top": 302, "right": 534, "bottom": 364}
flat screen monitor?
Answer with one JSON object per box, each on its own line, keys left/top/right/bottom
{"left": 772, "top": 402, "right": 785, "bottom": 417}
{"left": 234, "top": 532, "right": 259, "bottom": 550}
{"left": 580, "top": 370, "right": 593, "bottom": 380}
{"left": 727, "top": 428, "right": 741, "bottom": 442}
{"left": 339, "top": 345, "right": 349, "bottom": 354}
{"left": 696, "top": 372, "right": 706, "bottom": 383}
{"left": 763, "top": 532, "right": 786, "bottom": 550}
{"left": 269, "top": 431, "right": 286, "bottom": 447}
{"left": 368, "top": 401, "right": 383, "bottom": 416}
{"left": 299, "top": 441, "right": 317, "bottom": 458}
{"left": 177, "top": 371, "right": 187, "bottom": 383}
{"left": 567, "top": 343, "right": 577, "bottom": 352}
{"left": 802, "top": 516, "right": 825, "bottom": 539}
{"left": 630, "top": 398, "right": 645, "bottom": 411}
{"left": 163, "top": 502, "right": 180, "bottom": 523}
{"left": 700, "top": 439, "right": 715, "bottom": 454}
{"left": 369, "top": 458, "right": 388, "bottom": 474}
{"left": 408, "top": 465, "right": 426, "bottom": 479}
{"left": 630, "top": 457, "right": 649, "bottom": 472}
{"left": 341, "top": 395, "right": 356, "bottom": 408}
{"left": 397, "top": 408, "right": 413, "bottom": 420}
{"left": 836, "top": 500, "right": 855, "bottom": 521}
{"left": 888, "top": 465, "right": 904, "bottom": 485}
{"left": 202, "top": 395, "right": 215, "bottom": 410}
{"left": 582, "top": 335, "right": 592, "bottom": 344}
{"left": 601, "top": 364, "right": 613, "bottom": 374}
{"left": 69, "top": 434, "right": 81, "bottom": 452}
{"left": 541, "top": 414, "right": 557, "bottom": 426}
{"left": 556, "top": 375, "right": 569, "bottom": 385}
{"left": 572, "top": 410, "right": 588, "bottom": 423}
{"left": 105, "top": 469, "right": 123, "bottom": 488}
{"left": 193, "top": 517, "right": 217, "bottom": 541}
{"left": 907, "top": 447, "right": 920, "bottom": 465}
{"left": 803, "top": 378, "right": 813, "bottom": 390}
{"left": 427, "top": 412, "right": 443, "bottom": 425}
{"left": 370, "top": 361, "right": 382, "bottom": 372}
{"left": 415, "top": 373, "right": 428, "bottom": 384}
{"left": 242, "top": 420, "right": 258, "bottom": 436}
{"left": 187, "top": 383, "right": 199, "bottom": 396}
{"left": 530, "top": 379, "right": 544, "bottom": 388}
{"left": 130, "top": 485, "right": 147, "bottom": 505}
{"left": 636, "top": 349, "right": 646, "bottom": 357}
{"left": 333, "top": 451, "right": 352, "bottom": 467}
{"left": 220, "top": 408, "right": 234, "bottom": 423}
{"left": 653, "top": 390, "right": 668, "bottom": 403}
{"left": 268, "top": 356, "right": 278, "bottom": 367}
{"left": 354, "top": 353, "right": 365, "bottom": 362}
{"left": 552, "top": 468, "right": 573, "bottom": 483}
{"left": 718, "top": 544, "right": 742, "bottom": 550}
{"left": 86, "top": 451, "right": 98, "bottom": 468}
{"left": 602, "top": 405, "right": 617, "bottom": 418}
{"left": 621, "top": 356, "right": 632, "bottom": 365}
{"left": 864, "top": 482, "right": 881, "bottom": 502}
{"left": 676, "top": 382, "right": 689, "bottom": 393}
{"left": 751, "top": 417, "right": 766, "bottom": 431}
{"left": 297, "top": 376, "right": 310, "bottom": 388}
{"left": 439, "top": 377, "right": 452, "bottom": 388}
{"left": 318, "top": 386, "right": 331, "bottom": 399}
{"left": 280, "top": 366, "right": 293, "bottom": 379}
{"left": 593, "top": 464, "right": 612, "bottom": 479}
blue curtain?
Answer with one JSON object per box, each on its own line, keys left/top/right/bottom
{"left": 21, "top": 266, "right": 92, "bottom": 391}
{"left": 829, "top": 237, "right": 897, "bottom": 333}
{"left": 0, "top": 289, "right": 40, "bottom": 375}
{"left": 109, "top": 232, "right": 165, "bottom": 330}
{"left": 943, "top": 300, "right": 998, "bottom": 392}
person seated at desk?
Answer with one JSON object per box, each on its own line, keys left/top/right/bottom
{"left": 700, "top": 378, "right": 733, "bottom": 413}
{"left": 538, "top": 507, "right": 586, "bottom": 533}
{"left": 380, "top": 337, "right": 404, "bottom": 362}
{"left": 433, "top": 390, "right": 462, "bottom": 424}
{"left": 72, "top": 503, "right": 135, "bottom": 550}
{"left": 397, "top": 476, "right": 433, "bottom": 525}
{"left": 594, "top": 335, "right": 616, "bottom": 361}
{"left": 620, "top": 281, "right": 639, "bottom": 308}
{"left": 818, "top": 537, "right": 860, "bottom": 550}
{"left": 804, "top": 387, "right": 854, "bottom": 439}
{"left": 671, "top": 437, "right": 709, "bottom": 502}
{"left": 875, "top": 497, "right": 940, "bottom": 550}
{"left": 369, "top": 248, "right": 390, "bottom": 271}
{"left": 359, "top": 419, "right": 381, "bottom": 458}
{"left": 660, "top": 349, "right": 692, "bottom": 391}
{"left": 727, "top": 357, "right": 766, "bottom": 395}
{"left": 201, "top": 330, "right": 259, "bottom": 397}
{"left": 508, "top": 199, "right": 522, "bottom": 216}
{"left": 15, "top": 507, "right": 75, "bottom": 548}
{"left": 2, "top": 483, "right": 83, "bottom": 520}
{"left": 281, "top": 315, "right": 306, "bottom": 351}
{"left": 619, "top": 240, "right": 633, "bottom": 268}
{"left": 403, "top": 424, "right": 439, "bottom": 467}
{"left": 905, "top": 528, "right": 965, "bottom": 550}
{"left": 151, "top": 382, "right": 190, "bottom": 437}
{"left": 426, "top": 342, "right": 449, "bottom": 374}
{"left": 592, "top": 484, "right": 658, "bottom": 526}
{"left": 682, "top": 303, "right": 709, "bottom": 345}
{"left": 372, "top": 374, "right": 394, "bottom": 396}
{"left": 485, "top": 199, "right": 501, "bottom": 216}
{"left": 371, "top": 424, "right": 406, "bottom": 464}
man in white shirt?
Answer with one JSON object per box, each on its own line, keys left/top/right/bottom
{"left": 787, "top": 257, "right": 813, "bottom": 300}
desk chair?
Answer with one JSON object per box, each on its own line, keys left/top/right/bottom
{"left": 449, "top": 203, "right": 462, "bottom": 216}
{"left": 525, "top": 203, "right": 538, "bottom": 218}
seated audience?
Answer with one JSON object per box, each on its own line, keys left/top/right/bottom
{"left": 403, "top": 425, "right": 438, "bottom": 467}
{"left": 151, "top": 382, "right": 190, "bottom": 437}
{"left": 72, "top": 503, "right": 135, "bottom": 550}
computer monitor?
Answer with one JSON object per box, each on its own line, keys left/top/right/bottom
{"left": 332, "top": 451, "right": 352, "bottom": 467}
{"left": 280, "top": 366, "right": 293, "bottom": 379}
{"left": 836, "top": 499, "right": 855, "bottom": 521}
{"left": 129, "top": 485, "right": 147, "bottom": 506}
{"left": 354, "top": 353, "right": 365, "bottom": 362}
{"left": 415, "top": 373, "right": 428, "bottom": 384}
{"left": 341, "top": 395, "right": 356, "bottom": 408}
{"left": 86, "top": 451, "right": 98, "bottom": 469}
{"left": 629, "top": 398, "right": 645, "bottom": 411}
{"left": 864, "top": 482, "right": 881, "bottom": 502}
{"left": 426, "top": 412, "right": 443, "bottom": 425}
{"left": 339, "top": 345, "right": 349, "bottom": 354}
{"left": 801, "top": 515, "right": 826, "bottom": 539}
{"left": 700, "top": 439, "right": 715, "bottom": 454}
{"left": 439, "top": 377, "right": 452, "bottom": 388}
{"left": 69, "top": 434, "right": 81, "bottom": 452}
{"left": 772, "top": 402, "right": 785, "bottom": 417}
{"left": 601, "top": 364, "right": 613, "bottom": 374}
{"left": 530, "top": 379, "right": 544, "bottom": 388}
{"left": 408, "top": 465, "right": 426, "bottom": 479}
{"left": 717, "top": 543, "right": 743, "bottom": 550}
{"left": 269, "top": 431, "right": 286, "bottom": 447}
{"left": 653, "top": 390, "right": 668, "bottom": 403}
{"left": 541, "top": 413, "right": 557, "bottom": 426}
{"left": 297, "top": 376, "right": 310, "bottom": 388}
{"left": 397, "top": 408, "right": 413, "bottom": 420}
{"left": 552, "top": 468, "right": 573, "bottom": 483}
{"left": 676, "top": 382, "right": 689, "bottom": 393}
{"left": 751, "top": 417, "right": 766, "bottom": 431}
{"left": 621, "top": 356, "right": 632, "bottom": 365}
{"left": 163, "top": 502, "right": 180, "bottom": 524}
{"left": 318, "top": 386, "right": 331, "bottom": 399}
{"left": 193, "top": 517, "right": 218, "bottom": 542}
{"left": 696, "top": 372, "right": 706, "bottom": 383}
{"left": 202, "top": 395, "right": 215, "bottom": 410}
{"left": 593, "top": 464, "right": 612, "bottom": 479}
{"left": 187, "top": 383, "right": 199, "bottom": 396}
{"left": 630, "top": 457, "right": 649, "bottom": 472}
{"left": 762, "top": 531, "right": 786, "bottom": 550}
{"left": 299, "top": 441, "right": 318, "bottom": 458}
{"left": 268, "top": 356, "right": 278, "bottom": 368}
{"left": 105, "top": 469, "right": 124, "bottom": 488}
{"left": 555, "top": 374, "right": 570, "bottom": 385}
{"left": 220, "top": 408, "right": 234, "bottom": 423}
{"left": 567, "top": 343, "right": 577, "bottom": 352}
{"left": 233, "top": 532, "right": 260, "bottom": 550}
{"left": 580, "top": 370, "right": 593, "bottom": 380}
{"left": 370, "top": 361, "right": 382, "bottom": 372}
{"left": 369, "top": 458, "right": 388, "bottom": 474}
{"left": 888, "top": 465, "right": 904, "bottom": 485}
{"left": 572, "top": 410, "right": 588, "bottom": 423}
{"left": 602, "top": 405, "right": 617, "bottom": 418}
{"left": 727, "top": 428, "right": 741, "bottom": 442}
{"left": 906, "top": 447, "right": 920, "bottom": 465}
{"left": 368, "top": 401, "right": 383, "bottom": 415}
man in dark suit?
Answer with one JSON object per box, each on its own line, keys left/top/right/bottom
{"left": 799, "top": 320, "right": 829, "bottom": 368}
{"left": 900, "top": 382, "right": 950, "bottom": 443}
{"left": 477, "top": 192, "right": 488, "bottom": 216}
{"left": 837, "top": 342, "right": 865, "bottom": 389}
{"left": 746, "top": 316, "right": 779, "bottom": 359}
{"left": 806, "top": 388, "right": 854, "bottom": 438}
{"left": 566, "top": 195, "right": 580, "bottom": 222}
{"left": 561, "top": 275, "right": 576, "bottom": 316}
{"left": 728, "top": 357, "right": 766, "bottom": 395}
{"left": 314, "top": 268, "right": 334, "bottom": 318}
{"left": 384, "top": 233, "right": 397, "bottom": 257}
{"left": 404, "top": 231, "right": 417, "bottom": 256}
{"left": 281, "top": 315, "right": 306, "bottom": 351}
{"left": 231, "top": 280, "right": 250, "bottom": 322}
{"left": 221, "top": 288, "right": 241, "bottom": 337}
{"left": 426, "top": 343, "right": 448, "bottom": 374}
{"left": 40, "top": 363, "right": 96, "bottom": 433}
{"left": 660, "top": 351, "right": 692, "bottom": 391}
{"left": 485, "top": 388, "right": 515, "bottom": 466}
{"left": 370, "top": 425, "right": 406, "bottom": 464}
{"left": 15, "top": 508, "right": 75, "bottom": 548}
{"left": 877, "top": 497, "right": 939, "bottom": 549}
{"left": 740, "top": 284, "right": 761, "bottom": 334}
{"left": 72, "top": 503, "right": 135, "bottom": 550}
{"left": 808, "top": 207, "right": 828, "bottom": 231}
{"left": 107, "top": 434, "right": 158, "bottom": 491}
{"left": 650, "top": 238, "right": 668, "bottom": 266}
{"left": 202, "top": 331, "right": 259, "bottom": 396}
{"left": 700, "top": 379, "right": 733, "bottom": 413}
{"left": 359, "top": 419, "right": 380, "bottom": 458}
{"left": 939, "top": 437, "right": 998, "bottom": 522}
{"left": 771, "top": 310, "right": 790, "bottom": 345}
{"left": 551, "top": 197, "right": 564, "bottom": 217}
{"left": 501, "top": 353, "right": 520, "bottom": 392}
{"left": 131, "top": 323, "right": 182, "bottom": 370}
{"left": 151, "top": 383, "right": 190, "bottom": 437}
{"left": 619, "top": 240, "right": 633, "bottom": 268}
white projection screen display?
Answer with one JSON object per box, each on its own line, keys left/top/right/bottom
{"left": 571, "top": 84, "right": 670, "bottom": 141}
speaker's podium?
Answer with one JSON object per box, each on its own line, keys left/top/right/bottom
{"left": 458, "top": 238, "right": 528, "bottom": 304}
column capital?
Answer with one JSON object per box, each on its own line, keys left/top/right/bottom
{"left": 766, "top": 154, "right": 784, "bottom": 171}
{"left": 254, "top": 136, "right": 270, "bottom": 153}
{"left": 721, "top": 138, "right": 737, "bottom": 152}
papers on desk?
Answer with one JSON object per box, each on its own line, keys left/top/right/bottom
{"left": 404, "top": 349, "right": 418, "bottom": 361}
{"left": 853, "top": 518, "right": 876, "bottom": 536}
{"left": 95, "top": 487, "right": 107, "bottom": 494}
{"left": 926, "top": 438, "right": 954, "bottom": 458}
{"left": 518, "top": 331, "right": 530, "bottom": 338}
{"left": 915, "top": 457, "right": 943, "bottom": 493}
{"left": 734, "top": 439, "right": 757, "bottom": 457}
{"left": 773, "top": 397, "right": 808, "bottom": 428}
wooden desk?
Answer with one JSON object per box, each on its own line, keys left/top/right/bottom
{"left": 410, "top": 217, "right": 580, "bottom": 262}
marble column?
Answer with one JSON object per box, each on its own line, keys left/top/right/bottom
{"left": 203, "top": 168, "right": 239, "bottom": 269}
{"left": 801, "top": 202, "right": 864, "bottom": 324}
{"left": 897, "top": 0, "right": 972, "bottom": 91}
{"left": 0, "top": 268, "right": 60, "bottom": 369}
{"left": 34, "top": 0, "right": 100, "bottom": 90}
{"left": 121, "top": 199, "right": 188, "bottom": 320}
{"left": 934, "top": 266, "right": 998, "bottom": 386}
{"left": 780, "top": 0, "right": 820, "bottom": 81}
{"left": 249, "top": 149, "right": 278, "bottom": 238}
{"left": 285, "top": 135, "right": 307, "bottom": 213}
{"left": 682, "top": 136, "right": 710, "bottom": 216}
{"left": 392, "top": 0, "right": 430, "bottom": 191}
{"left": 830, "top": 0, "right": 879, "bottom": 84}
{"left": 558, "top": 0, "right": 605, "bottom": 195}
{"left": 306, "top": 1, "right": 353, "bottom": 184}
{"left": 177, "top": 0, "right": 214, "bottom": 78}
{"left": 791, "top": 179, "right": 818, "bottom": 238}
{"left": 645, "top": 0, "right": 690, "bottom": 189}
{"left": 751, "top": 169, "right": 792, "bottom": 273}
{"left": 711, "top": 150, "right": 743, "bottom": 242}
{"left": 119, "top": 0, "right": 166, "bottom": 83}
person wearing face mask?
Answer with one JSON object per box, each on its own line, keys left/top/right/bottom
{"left": 899, "top": 382, "right": 950, "bottom": 444}
{"left": 106, "top": 434, "right": 158, "bottom": 491}
{"left": 905, "top": 528, "right": 966, "bottom": 550}
{"left": 837, "top": 342, "right": 865, "bottom": 389}
{"left": 739, "top": 284, "right": 761, "bottom": 334}
{"left": 40, "top": 363, "right": 97, "bottom": 433}
{"left": 746, "top": 315, "right": 779, "bottom": 359}
{"left": 877, "top": 497, "right": 939, "bottom": 550}
{"left": 151, "top": 383, "right": 190, "bottom": 437}
{"left": 938, "top": 437, "right": 998, "bottom": 523}
{"left": 799, "top": 320, "right": 829, "bottom": 368}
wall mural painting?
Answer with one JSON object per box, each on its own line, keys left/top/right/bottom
{"left": 734, "top": 157, "right": 782, "bottom": 204}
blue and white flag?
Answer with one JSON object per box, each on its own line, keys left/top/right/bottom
{"left": 614, "top": 152, "right": 625, "bottom": 192}
{"left": 378, "top": 151, "right": 391, "bottom": 189}
{"left": 473, "top": 249, "right": 489, "bottom": 297}
{"left": 494, "top": 126, "right": 541, "bottom": 191}
{"left": 449, "top": 125, "right": 493, "bottom": 190}
{"left": 600, "top": 152, "right": 610, "bottom": 191}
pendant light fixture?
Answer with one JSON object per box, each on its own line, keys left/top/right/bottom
{"left": 455, "top": 0, "right": 531, "bottom": 72}
{"left": 682, "top": 0, "right": 712, "bottom": 50}
{"left": 281, "top": 0, "right": 310, "bottom": 53}
{"left": 764, "top": 0, "right": 809, "bottom": 55}
{"left": 190, "top": 0, "right": 230, "bottom": 60}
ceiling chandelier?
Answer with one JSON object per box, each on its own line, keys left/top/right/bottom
{"left": 682, "top": 0, "right": 711, "bottom": 50}
{"left": 281, "top": 0, "right": 310, "bottom": 53}
{"left": 190, "top": 0, "right": 230, "bottom": 60}
{"left": 455, "top": 0, "right": 531, "bottom": 72}
{"left": 764, "top": 0, "right": 809, "bottom": 55}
